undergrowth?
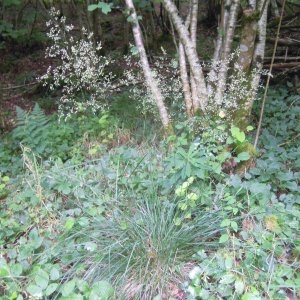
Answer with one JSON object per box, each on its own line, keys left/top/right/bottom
{"left": 0, "top": 86, "right": 299, "bottom": 299}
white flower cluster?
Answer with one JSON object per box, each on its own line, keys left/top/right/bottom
{"left": 120, "top": 51, "right": 183, "bottom": 118}
{"left": 205, "top": 50, "right": 262, "bottom": 116}
{"left": 39, "top": 8, "right": 114, "bottom": 118}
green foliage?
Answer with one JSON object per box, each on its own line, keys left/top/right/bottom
{"left": 0, "top": 173, "right": 9, "bottom": 199}
{"left": 88, "top": 2, "right": 113, "bottom": 14}
{"left": 50, "top": 194, "right": 223, "bottom": 299}
{"left": 186, "top": 86, "right": 300, "bottom": 299}
{"left": 0, "top": 104, "right": 116, "bottom": 174}
{"left": 0, "top": 86, "right": 298, "bottom": 298}
{"left": 0, "top": 0, "right": 45, "bottom": 50}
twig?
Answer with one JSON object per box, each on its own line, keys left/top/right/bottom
{"left": 0, "top": 81, "right": 39, "bottom": 90}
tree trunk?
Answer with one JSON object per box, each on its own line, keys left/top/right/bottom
{"left": 214, "top": 0, "right": 240, "bottom": 105}
{"left": 124, "top": 0, "right": 171, "bottom": 131}
{"left": 179, "top": 42, "right": 193, "bottom": 117}
{"left": 233, "top": 0, "right": 269, "bottom": 129}
{"left": 162, "top": 0, "right": 208, "bottom": 111}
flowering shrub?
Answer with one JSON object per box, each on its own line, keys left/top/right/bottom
{"left": 206, "top": 51, "right": 265, "bottom": 118}
{"left": 39, "top": 8, "right": 114, "bottom": 118}
{"left": 120, "top": 50, "right": 184, "bottom": 118}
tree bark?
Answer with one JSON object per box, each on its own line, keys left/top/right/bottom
{"left": 214, "top": 0, "right": 240, "bottom": 105}
{"left": 179, "top": 43, "right": 193, "bottom": 117}
{"left": 125, "top": 0, "right": 170, "bottom": 130}
{"left": 162, "top": 0, "right": 208, "bottom": 111}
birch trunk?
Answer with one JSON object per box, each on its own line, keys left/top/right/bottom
{"left": 214, "top": 0, "right": 240, "bottom": 105}
{"left": 250, "top": 0, "right": 270, "bottom": 107}
{"left": 207, "top": 0, "right": 230, "bottom": 95}
{"left": 125, "top": 0, "right": 170, "bottom": 130}
{"left": 179, "top": 43, "right": 193, "bottom": 117}
{"left": 162, "top": 0, "right": 208, "bottom": 111}
{"left": 189, "top": 0, "right": 200, "bottom": 111}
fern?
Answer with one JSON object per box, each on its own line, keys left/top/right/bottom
{"left": 12, "top": 104, "right": 50, "bottom": 155}
{"left": 15, "top": 105, "right": 28, "bottom": 127}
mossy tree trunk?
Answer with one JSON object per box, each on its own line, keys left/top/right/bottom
{"left": 233, "top": 0, "right": 269, "bottom": 130}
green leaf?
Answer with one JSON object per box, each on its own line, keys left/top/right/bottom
{"left": 241, "top": 292, "right": 260, "bottom": 300}
{"left": 45, "top": 283, "right": 59, "bottom": 296}
{"left": 231, "top": 126, "right": 245, "bottom": 143}
{"left": 35, "top": 268, "right": 49, "bottom": 290}
{"left": 129, "top": 45, "right": 139, "bottom": 55}
{"left": 65, "top": 218, "right": 75, "bottom": 231}
{"left": 220, "top": 219, "right": 231, "bottom": 227}
{"left": 98, "top": 2, "right": 113, "bottom": 14}
{"left": 11, "top": 263, "right": 22, "bottom": 276}
{"left": 237, "top": 152, "right": 250, "bottom": 161}
{"left": 220, "top": 273, "right": 235, "bottom": 284}
{"left": 2, "top": 176, "right": 9, "bottom": 182}
{"left": 235, "top": 278, "right": 245, "bottom": 294}
{"left": 219, "top": 234, "right": 229, "bottom": 243}
{"left": 0, "top": 265, "right": 9, "bottom": 277}
{"left": 26, "top": 284, "right": 43, "bottom": 297}
{"left": 50, "top": 267, "right": 60, "bottom": 281}
{"left": 61, "top": 280, "right": 76, "bottom": 297}
{"left": 89, "top": 281, "right": 114, "bottom": 300}
{"left": 230, "top": 221, "right": 238, "bottom": 232}
{"left": 87, "top": 4, "right": 99, "bottom": 11}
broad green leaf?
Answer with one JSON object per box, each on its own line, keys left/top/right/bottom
{"left": 231, "top": 126, "right": 245, "bottom": 143}
{"left": 50, "top": 267, "right": 60, "bottom": 281}
{"left": 89, "top": 280, "right": 114, "bottom": 300}
{"left": 87, "top": 4, "right": 99, "bottom": 11}
{"left": 219, "top": 234, "right": 229, "bottom": 243}
{"left": 45, "top": 283, "right": 59, "bottom": 296}
{"left": 220, "top": 219, "right": 231, "bottom": 227}
{"left": 220, "top": 273, "right": 235, "bottom": 284}
{"left": 230, "top": 221, "right": 238, "bottom": 232}
{"left": 61, "top": 280, "right": 76, "bottom": 297}
{"left": 2, "top": 176, "right": 9, "bottom": 182}
{"left": 235, "top": 278, "right": 245, "bottom": 294}
{"left": 0, "top": 266, "right": 9, "bottom": 277}
{"left": 65, "top": 218, "right": 75, "bottom": 231}
{"left": 35, "top": 268, "right": 49, "bottom": 290}
{"left": 225, "top": 256, "right": 233, "bottom": 269}
{"left": 76, "top": 279, "right": 90, "bottom": 293}
{"left": 241, "top": 292, "right": 261, "bottom": 300}
{"left": 129, "top": 45, "right": 139, "bottom": 55}
{"left": 11, "top": 263, "right": 22, "bottom": 276}
{"left": 237, "top": 152, "right": 250, "bottom": 161}
{"left": 26, "top": 284, "right": 43, "bottom": 297}
{"left": 98, "top": 2, "right": 113, "bottom": 14}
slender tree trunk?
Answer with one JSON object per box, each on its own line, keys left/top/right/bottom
{"left": 179, "top": 43, "right": 193, "bottom": 117}
{"left": 214, "top": 0, "right": 240, "bottom": 105}
{"left": 125, "top": 0, "right": 171, "bottom": 130}
{"left": 207, "top": 0, "right": 230, "bottom": 96}
{"left": 250, "top": 0, "right": 270, "bottom": 107}
{"left": 189, "top": 0, "right": 200, "bottom": 111}
{"left": 162, "top": 0, "right": 208, "bottom": 111}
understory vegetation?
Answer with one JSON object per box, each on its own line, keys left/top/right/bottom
{"left": 1, "top": 1, "right": 300, "bottom": 299}
{"left": 0, "top": 85, "right": 299, "bottom": 299}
